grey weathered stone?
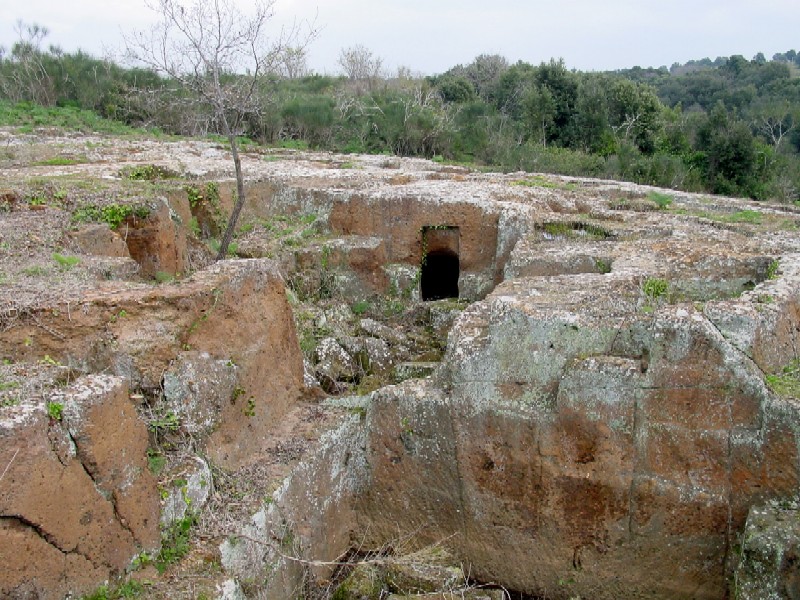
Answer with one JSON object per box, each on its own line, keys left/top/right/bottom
{"left": 160, "top": 456, "right": 213, "bottom": 527}
{"left": 735, "top": 500, "right": 800, "bottom": 600}
{"left": 162, "top": 351, "right": 238, "bottom": 436}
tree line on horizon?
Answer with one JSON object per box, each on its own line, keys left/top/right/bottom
{"left": 1, "top": 22, "right": 799, "bottom": 203}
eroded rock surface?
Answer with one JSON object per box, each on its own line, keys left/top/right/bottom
{"left": 0, "top": 258, "right": 305, "bottom": 469}
{"left": 0, "top": 375, "right": 158, "bottom": 599}
{"left": 3, "top": 130, "right": 800, "bottom": 599}
{"left": 735, "top": 500, "right": 800, "bottom": 599}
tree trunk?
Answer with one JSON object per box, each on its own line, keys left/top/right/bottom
{"left": 215, "top": 134, "right": 247, "bottom": 261}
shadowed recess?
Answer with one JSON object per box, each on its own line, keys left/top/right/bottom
{"left": 421, "top": 250, "right": 459, "bottom": 301}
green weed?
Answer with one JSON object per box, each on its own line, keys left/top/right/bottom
{"left": 351, "top": 300, "right": 370, "bottom": 315}
{"left": 512, "top": 175, "right": 577, "bottom": 191}
{"left": 765, "top": 360, "right": 800, "bottom": 399}
{"left": 52, "top": 252, "right": 80, "bottom": 270}
{"left": 767, "top": 259, "right": 780, "bottom": 280}
{"left": 594, "top": 258, "right": 612, "bottom": 274}
{"left": 147, "top": 449, "right": 166, "bottom": 475}
{"left": 643, "top": 277, "right": 669, "bottom": 301}
{"left": 72, "top": 203, "right": 149, "bottom": 229}
{"left": 0, "top": 377, "right": 19, "bottom": 392}
{"left": 154, "top": 271, "right": 174, "bottom": 284}
{"left": 47, "top": 402, "right": 64, "bottom": 421}
{"left": 122, "top": 164, "right": 177, "bottom": 181}
{"left": 148, "top": 411, "right": 180, "bottom": 434}
{"left": 155, "top": 515, "right": 196, "bottom": 573}
{"left": 726, "top": 210, "right": 763, "bottom": 224}
{"left": 23, "top": 266, "right": 48, "bottom": 277}
{"left": 646, "top": 191, "right": 673, "bottom": 209}
{"left": 81, "top": 580, "right": 145, "bottom": 600}
{"left": 36, "top": 156, "right": 83, "bottom": 167}
{"left": 0, "top": 101, "right": 143, "bottom": 135}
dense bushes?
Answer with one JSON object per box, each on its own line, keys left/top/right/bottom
{"left": 1, "top": 25, "right": 798, "bottom": 203}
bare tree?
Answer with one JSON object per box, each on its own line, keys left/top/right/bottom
{"left": 125, "top": 0, "right": 315, "bottom": 260}
{"left": 270, "top": 46, "right": 309, "bottom": 79}
{"left": 338, "top": 44, "right": 382, "bottom": 93}
{"left": 755, "top": 104, "right": 796, "bottom": 151}
{"left": 0, "top": 21, "right": 55, "bottom": 105}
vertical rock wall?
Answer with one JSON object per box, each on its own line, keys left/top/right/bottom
{"left": 0, "top": 376, "right": 159, "bottom": 599}
{"left": 349, "top": 268, "right": 800, "bottom": 599}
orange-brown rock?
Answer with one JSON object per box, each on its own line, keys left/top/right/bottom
{"left": 348, "top": 266, "right": 800, "bottom": 599}
{"left": 0, "top": 259, "right": 306, "bottom": 468}
{"left": 121, "top": 198, "right": 187, "bottom": 278}
{"left": 0, "top": 376, "right": 158, "bottom": 599}
{"left": 70, "top": 223, "right": 132, "bottom": 259}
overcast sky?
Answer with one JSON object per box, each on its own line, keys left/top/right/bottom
{"left": 1, "top": 0, "right": 798, "bottom": 76}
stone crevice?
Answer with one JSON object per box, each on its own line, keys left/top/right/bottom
{"left": 0, "top": 514, "right": 96, "bottom": 566}
{"left": 62, "top": 425, "right": 139, "bottom": 545}
{"left": 702, "top": 311, "right": 771, "bottom": 381}
{"left": 626, "top": 392, "right": 643, "bottom": 541}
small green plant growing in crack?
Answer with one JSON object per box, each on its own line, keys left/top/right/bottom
{"left": 643, "top": 277, "right": 669, "bottom": 301}
{"left": 641, "top": 277, "right": 669, "bottom": 313}
{"left": 109, "top": 309, "right": 128, "bottom": 323}
{"left": 73, "top": 203, "right": 149, "bottom": 230}
{"left": 765, "top": 359, "right": 800, "bottom": 398}
{"left": 0, "top": 376, "right": 19, "bottom": 393}
{"left": 766, "top": 259, "right": 780, "bottom": 280}
{"left": 400, "top": 416, "right": 414, "bottom": 435}
{"left": 47, "top": 401, "right": 64, "bottom": 421}
{"left": 148, "top": 411, "right": 180, "bottom": 434}
{"left": 154, "top": 271, "right": 174, "bottom": 284}
{"left": 594, "top": 258, "right": 612, "bottom": 274}
{"left": 244, "top": 397, "right": 256, "bottom": 417}
{"left": 351, "top": 300, "right": 370, "bottom": 315}
{"left": 52, "top": 252, "right": 80, "bottom": 270}
{"left": 647, "top": 191, "right": 673, "bottom": 209}
{"left": 39, "top": 355, "right": 61, "bottom": 366}
{"left": 81, "top": 579, "right": 146, "bottom": 599}
{"left": 147, "top": 448, "right": 166, "bottom": 475}
{"left": 154, "top": 514, "right": 196, "bottom": 573}
{"left": 185, "top": 185, "right": 203, "bottom": 207}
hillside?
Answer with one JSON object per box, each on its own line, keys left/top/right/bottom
{"left": 1, "top": 36, "right": 799, "bottom": 204}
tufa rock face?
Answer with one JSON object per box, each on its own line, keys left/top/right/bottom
{"left": 0, "top": 375, "right": 159, "bottom": 600}
{"left": 349, "top": 267, "right": 800, "bottom": 599}
{"left": 735, "top": 500, "right": 800, "bottom": 599}
{"left": 160, "top": 456, "right": 214, "bottom": 528}
{"left": 121, "top": 198, "right": 187, "bottom": 278}
{"left": 0, "top": 258, "right": 306, "bottom": 469}
{"left": 70, "top": 223, "right": 132, "bottom": 259}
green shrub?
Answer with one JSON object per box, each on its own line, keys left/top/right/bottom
{"left": 52, "top": 253, "right": 80, "bottom": 270}
{"left": 646, "top": 191, "right": 673, "bottom": 209}
{"left": 643, "top": 277, "right": 669, "bottom": 301}
{"left": 765, "top": 360, "right": 800, "bottom": 398}
{"left": 72, "top": 203, "right": 149, "bottom": 229}
{"left": 47, "top": 402, "right": 64, "bottom": 421}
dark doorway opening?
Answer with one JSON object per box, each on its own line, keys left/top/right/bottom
{"left": 421, "top": 250, "right": 459, "bottom": 300}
